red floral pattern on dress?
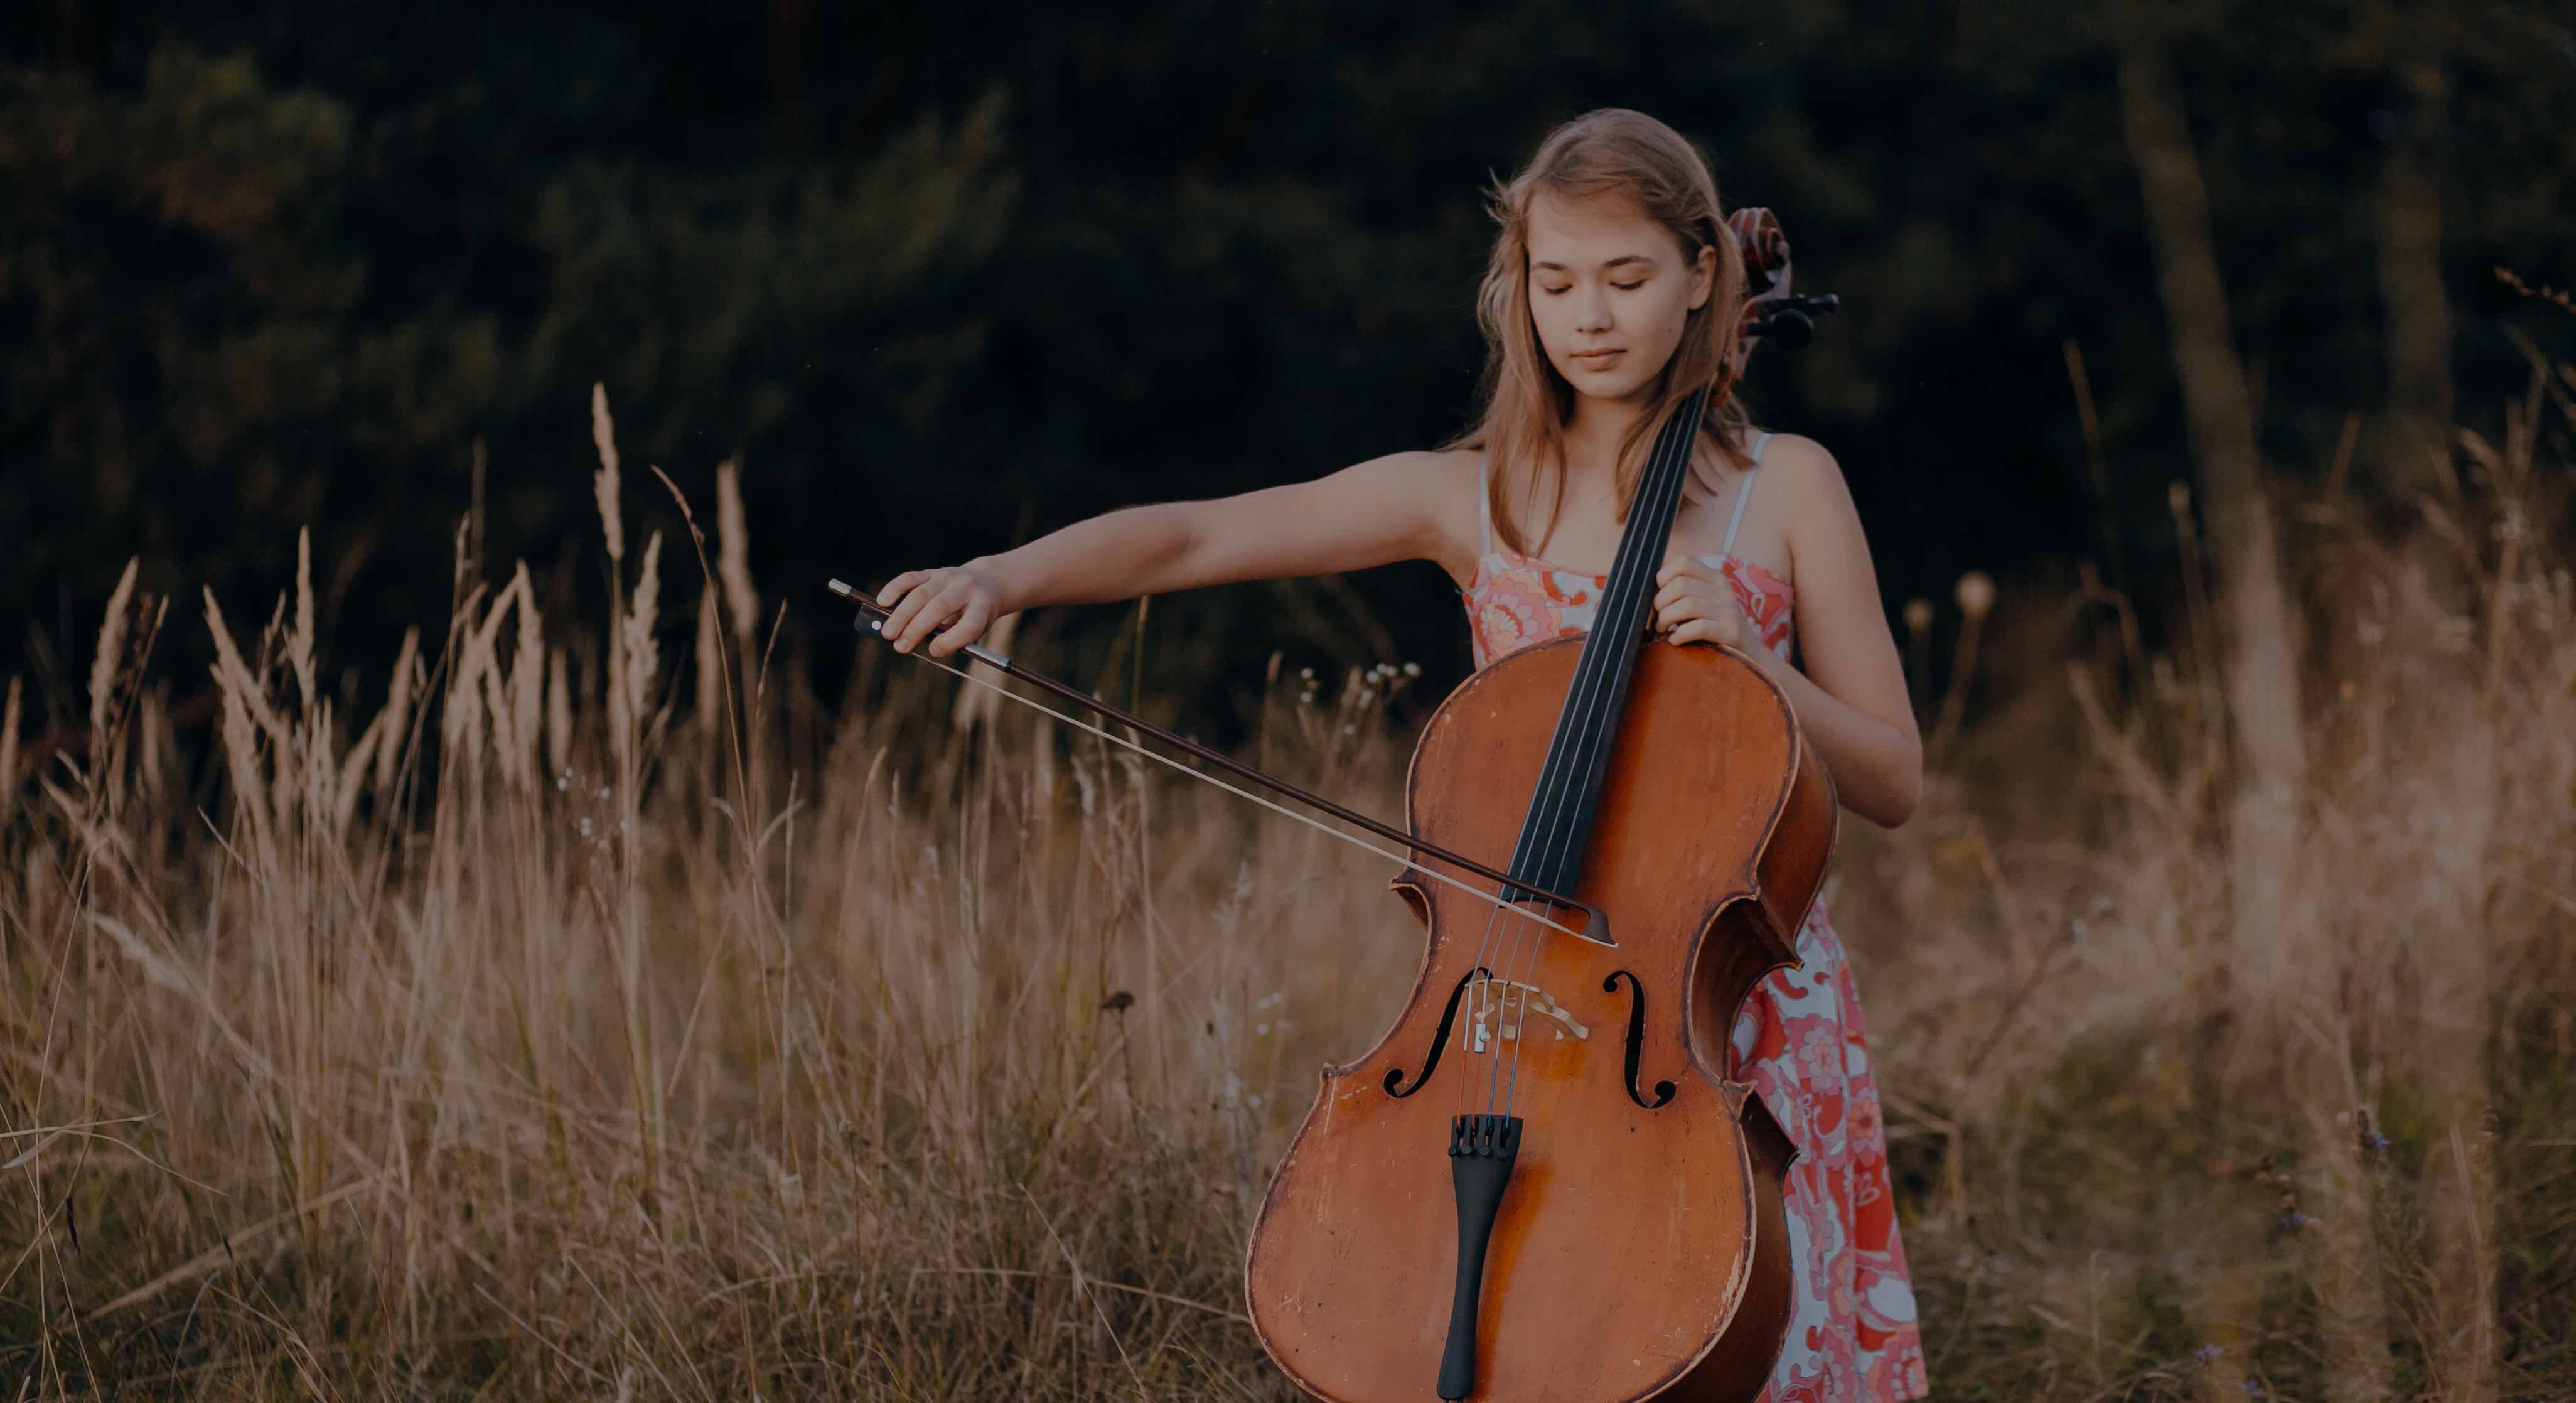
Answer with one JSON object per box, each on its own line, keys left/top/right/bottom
{"left": 1460, "top": 547, "right": 1934, "bottom": 1403}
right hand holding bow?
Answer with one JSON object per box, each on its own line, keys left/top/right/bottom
{"left": 876, "top": 563, "right": 1007, "bottom": 657}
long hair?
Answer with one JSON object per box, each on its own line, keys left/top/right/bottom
{"left": 1439, "top": 109, "right": 1756, "bottom": 557}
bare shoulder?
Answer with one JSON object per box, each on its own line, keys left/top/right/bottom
{"left": 1410, "top": 446, "right": 1486, "bottom": 583}
{"left": 1414, "top": 445, "right": 1485, "bottom": 486}
{"left": 1753, "top": 432, "right": 1850, "bottom": 507}
{"left": 1414, "top": 445, "right": 1484, "bottom": 476}
{"left": 1751, "top": 433, "right": 1883, "bottom": 592}
{"left": 1754, "top": 431, "right": 1858, "bottom": 529}
{"left": 1347, "top": 446, "right": 1479, "bottom": 526}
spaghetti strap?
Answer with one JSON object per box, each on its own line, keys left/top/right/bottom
{"left": 1477, "top": 452, "right": 1494, "bottom": 556}
{"left": 1719, "top": 432, "right": 1772, "bottom": 558}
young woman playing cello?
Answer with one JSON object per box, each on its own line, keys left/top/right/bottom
{"left": 873, "top": 107, "right": 1933, "bottom": 1402}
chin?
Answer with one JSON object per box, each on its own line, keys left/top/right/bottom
{"left": 1560, "top": 367, "right": 1643, "bottom": 400}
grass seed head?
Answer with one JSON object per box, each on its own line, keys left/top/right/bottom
{"left": 591, "top": 381, "right": 625, "bottom": 566}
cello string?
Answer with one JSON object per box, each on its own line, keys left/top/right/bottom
{"left": 1508, "top": 389, "right": 1700, "bottom": 922}
{"left": 1521, "top": 392, "right": 1701, "bottom": 896}
{"left": 1489, "top": 390, "right": 1709, "bottom": 1117}
{"left": 1456, "top": 897, "right": 1513, "bottom": 1123}
{"left": 1466, "top": 390, "right": 1703, "bottom": 1067}
{"left": 1479, "top": 906, "right": 1547, "bottom": 1117}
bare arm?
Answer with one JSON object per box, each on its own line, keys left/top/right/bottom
{"left": 876, "top": 450, "right": 1476, "bottom": 656}
{"left": 1740, "top": 437, "right": 1923, "bottom": 829}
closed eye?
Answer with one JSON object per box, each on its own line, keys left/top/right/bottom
{"left": 1539, "top": 282, "right": 1647, "bottom": 295}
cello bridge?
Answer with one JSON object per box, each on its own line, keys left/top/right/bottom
{"left": 1462, "top": 979, "right": 1589, "bottom": 1051}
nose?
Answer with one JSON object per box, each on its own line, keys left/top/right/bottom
{"left": 1574, "top": 282, "right": 1613, "bottom": 335}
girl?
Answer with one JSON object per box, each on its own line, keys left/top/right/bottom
{"left": 876, "top": 108, "right": 1932, "bottom": 1402}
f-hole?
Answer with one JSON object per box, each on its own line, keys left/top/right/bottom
{"left": 1604, "top": 970, "right": 1677, "bottom": 1109}
{"left": 1384, "top": 966, "right": 1493, "bottom": 1099}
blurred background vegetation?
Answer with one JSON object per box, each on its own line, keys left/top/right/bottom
{"left": 5, "top": 6, "right": 2575, "bottom": 1399}
{"left": 4, "top": 1, "right": 2573, "bottom": 729}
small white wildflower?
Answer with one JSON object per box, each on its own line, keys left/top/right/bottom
{"left": 579, "top": 817, "right": 594, "bottom": 836}
{"left": 1403, "top": 662, "right": 1420, "bottom": 677}
{"left": 597, "top": 785, "right": 611, "bottom": 800}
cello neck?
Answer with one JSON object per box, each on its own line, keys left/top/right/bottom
{"left": 1500, "top": 385, "right": 1712, "bottom": 902}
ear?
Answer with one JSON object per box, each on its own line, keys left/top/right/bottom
{"left": 1685, "top": 239, "right": 1719, "bottom": 311}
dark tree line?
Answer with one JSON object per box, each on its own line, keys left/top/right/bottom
{"left": 4, "top": 1, "right": 2571, "bottom": 737}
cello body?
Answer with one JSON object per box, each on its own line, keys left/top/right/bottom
{"left": 1245, "top": 633, "right": 1838, "bottom": 1402}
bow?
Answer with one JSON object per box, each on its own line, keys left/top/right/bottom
{"left": 829, "top": 205, "right": 1834, "bottom": 950}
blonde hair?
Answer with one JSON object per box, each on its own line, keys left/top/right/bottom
{"left": 1439, "top": 108, "right": 1756, "bottom": 557}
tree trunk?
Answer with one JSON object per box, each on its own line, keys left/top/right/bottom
{"left": 2114, "top": 24, "right": 2319, "bottom": 1401}
{"left": 2113, "top": 24, "right": 2309, "bottom": 995}
{"left": 2376, "top": 58, "right": 2455, "bottom": 498}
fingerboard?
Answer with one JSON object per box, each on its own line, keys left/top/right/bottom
{"left": 1501, "top": 387, "right": 1711, "bottom": 904}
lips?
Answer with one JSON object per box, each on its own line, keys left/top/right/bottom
{"left": 1571, "top": 349, "right": 1624, "bottom": 367}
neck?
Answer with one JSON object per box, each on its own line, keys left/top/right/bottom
{"left": 1559, "top": 386, "right": 1654, "bottom": 490}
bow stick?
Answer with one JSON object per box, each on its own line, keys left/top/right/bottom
{"left": 828, "top": 206, "right": 1834, "bottom": 955}
{"left": 829, "top": 579, "right": 1615, "bottom": 947}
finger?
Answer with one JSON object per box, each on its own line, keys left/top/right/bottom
{"left": 1654, "top": 578, "right": 1709, "bottom": 616}
{"left": 876, "top": 571, "right": 922, "bottom": 608}
{"left": 1669, "top": 619, "right": 1727, "bottom": 649}
{"left": 884, "top": 574, "right": 946, "bottom": 643}
{"left": 879, "top": 586, "right": 925, "bottom": 643}
{"left": 927, "top": 596, "right": 990, "bottom": 658}
{"left": 894, "top": 582, "right": 965, "bottom": 652}
{"left": 894, "top": 603, "right": 952, "bottom": 654}
{"left": 907, "top": 584, "right": 975, "bottom": 653}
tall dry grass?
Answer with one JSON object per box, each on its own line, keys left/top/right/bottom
{"left": 1, "top": 368, "right": 2570, "bottom": 1400}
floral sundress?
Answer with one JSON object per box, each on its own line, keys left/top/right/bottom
{"left": 1458, "top": 434, "right": 1933, "bottom": 1402}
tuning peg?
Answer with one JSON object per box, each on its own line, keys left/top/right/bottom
{"left": 1757, "top": 309, "right": 1814, "bottom": 350}
{"left": 1749, "top": 293, "right": 1839, "bottom": 352}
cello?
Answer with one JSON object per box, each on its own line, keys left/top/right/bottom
{"left": 834, "top": 209, "right": 1839, "bottom": 1402}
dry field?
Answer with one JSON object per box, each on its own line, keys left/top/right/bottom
{"left": 3, "top": 375, "right": 2571, "bottom": 1400}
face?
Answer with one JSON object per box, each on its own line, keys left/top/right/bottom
{"left": 1523, "top": 190, "right": 1716, "bottom": 406}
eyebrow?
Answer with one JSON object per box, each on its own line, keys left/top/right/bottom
{"left": 1529, "top": 255, "right": 1656, "bottom": 272}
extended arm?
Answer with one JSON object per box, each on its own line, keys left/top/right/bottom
{"left": 876, "top": 451, "right": 1475, "bottom": 656}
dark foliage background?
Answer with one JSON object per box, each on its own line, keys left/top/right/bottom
{"left": 4, "top": 1, "right": 2572, "bottom": 737}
